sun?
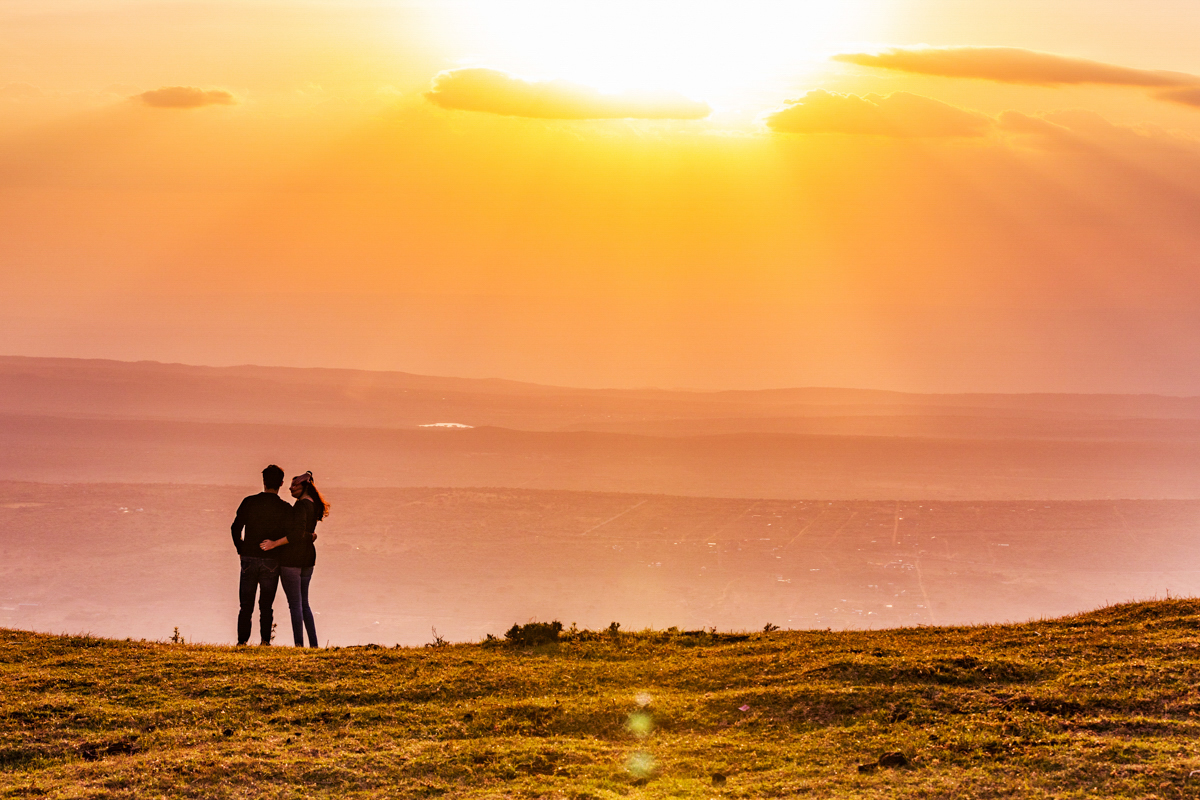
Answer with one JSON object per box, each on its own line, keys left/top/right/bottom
{"left": 435, "top": 0, "right": 894, "bottom": 108}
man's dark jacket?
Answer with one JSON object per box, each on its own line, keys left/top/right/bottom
{"left": 231, "top": 492, "right": 295, "bottom": 557}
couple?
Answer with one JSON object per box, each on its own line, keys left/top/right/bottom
{"left": 231, "top": 465, "right": 328, "bottom": 647}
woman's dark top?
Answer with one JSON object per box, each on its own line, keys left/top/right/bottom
{"left": 277, "top": 497, "right": 318, "bottom": 569}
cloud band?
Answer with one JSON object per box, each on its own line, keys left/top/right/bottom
{"left": 424, "top": 68, "right": 710, "bottom": 120}
{"left": 834, "top": 47, "right": 1197, "bottom": 88}
{"left": 137, "top": 87, "right": 236, "bottom": 109}
{"left": 766, "top": 90, "right": 992, "bottom": 138}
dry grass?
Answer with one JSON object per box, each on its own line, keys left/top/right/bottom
{"left": 5, "top": 600, "right": 1200, "bottom": 798}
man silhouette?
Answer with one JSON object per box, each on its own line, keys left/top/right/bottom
{"left": 231, "top": 465, "right": 294, "bottom": 645}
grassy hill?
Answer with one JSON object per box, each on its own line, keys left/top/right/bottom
{"left": 5, "top": 601, "right": 1200, "bottom": 798}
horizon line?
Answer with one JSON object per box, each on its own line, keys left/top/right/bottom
{"left": 4, "top": 352, "right": 1200, "bottom": 400}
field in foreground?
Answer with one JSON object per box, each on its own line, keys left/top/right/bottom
{"left": 5, "top": 601, "right": 1200, "bottom": 798}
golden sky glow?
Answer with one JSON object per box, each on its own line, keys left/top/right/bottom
{"left": 4, "top": 1, "right": 1200, "bottom": 391}
{"left": 432, "top": 0, "right": 896, "bottom": 104}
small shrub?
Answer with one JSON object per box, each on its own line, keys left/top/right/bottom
{"left": 426, "top": 627, "right": 449, "bottom": 648}
{"left": 504, "top": 621, "right": 563, "bottom": 647}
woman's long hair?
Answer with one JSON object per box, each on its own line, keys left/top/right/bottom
{"left": 295, "top": 472, "right": 329, "bottom": 520}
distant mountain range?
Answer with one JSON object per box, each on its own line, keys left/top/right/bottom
{"left": 5, "top": 355, "right": 1200, "bottom": 433}
{"left": 5, "top": 355, "right": 1200, "bottom": 498}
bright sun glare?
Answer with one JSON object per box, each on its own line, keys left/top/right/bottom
{"left": 439, "top": 0, "right": 892, "bottom": 107}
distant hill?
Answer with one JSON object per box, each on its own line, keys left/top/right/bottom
{"left": 4, "top": 599, "right": 1200, "bottom": 798}
{"left": 6, "top": 354, "right": 1200, "bottom": 433}
{"left": 7, "top": 355, "right": 1200, "bottom": 497}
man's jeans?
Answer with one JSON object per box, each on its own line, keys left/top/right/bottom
{"left": 238, "top": 556, "right": 280, "bottom": 645}
{"left": 280, "top": 566, "right": 318, "bottom": 647}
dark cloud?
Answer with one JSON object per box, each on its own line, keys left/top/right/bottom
{"left": 766, "top": 90, "right": 991, "bottom": 138}
{"left": 833, "top": 47, "right": 1198, "bottom": 88}
{"left": 1158, "top": 87, "right": 1200, "bottom": 108}
{"left": 424, "top": 68, "right": 710, "bottom": 120}
{"left": 137, "top": 87, "right": 236, "bottom": 109}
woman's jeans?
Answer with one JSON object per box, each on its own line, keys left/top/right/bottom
{"left": 279, "top": 566, "right": 318, "bottom": 647}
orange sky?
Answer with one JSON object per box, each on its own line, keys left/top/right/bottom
{"left": 4, "top": 0, "right": 1200, "bottom": 391}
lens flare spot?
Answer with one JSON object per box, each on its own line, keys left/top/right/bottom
{"left": 627, "top": 710, "right": 654, "bottom": 738}
{"left": 625, "top": 750, "right": 658, "bottom": 779}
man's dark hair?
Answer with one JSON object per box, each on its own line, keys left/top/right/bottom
{"left": 262, "top": 464, "right": 285, "bottom": 490}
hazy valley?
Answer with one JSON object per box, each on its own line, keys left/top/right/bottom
{"left": 4, "top": 482, "right": 1198, "bottom": 646}
{"left": 4, "top": 356, "right": 1200, "bottom": 646}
